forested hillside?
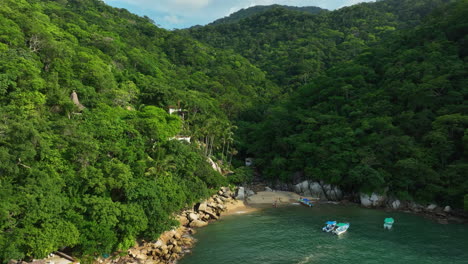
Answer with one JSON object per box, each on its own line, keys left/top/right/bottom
{"left": 189, "top": 0, "right": 467, "bottom": 208}
{"left": 207, "top": 4, "right": 326, "bottom": 26}
{"left": 1, "top": 0, "right": 467, "bottom": 262}
{"left": 0, "top": 0, "right": 277, "bottom": 261}
{"left": 187, "top": 0, "right": 453, "bottom": 90}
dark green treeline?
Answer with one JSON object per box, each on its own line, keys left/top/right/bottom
{"left": 188, "top": 0, "right": 468, "bottom": 208}
{"left": 0, "top": 0, "right": 277, "bottom": 261}
{"left": 0, "top": 0, "right": 467, "bottom": 262}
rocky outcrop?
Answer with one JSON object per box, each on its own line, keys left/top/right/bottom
{"left": 444, "top": 206, "right": 451, "bottom": 213}
{"left": 293, "top": 181, "right": 343, "bottom": 201}
{"left": 207, "top": 157, "right": 222, "bottom": 174}
{"left": 360, "top": 192, "right": 386, "bottom": 207}
{"left": 236, "top": 186, "right": 245, "bottom": 200}
{"left": 101, "top": 187, "right": 237, "bottom": 264}
{"left": 388, "top": 199, "right": 401, "bottom": 209}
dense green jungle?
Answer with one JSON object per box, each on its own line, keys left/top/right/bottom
{"left": 0, "top": 0, "right": 466, "bottom": 261}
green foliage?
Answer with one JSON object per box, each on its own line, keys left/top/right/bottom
{"left": 228, "top": 166, "right": 254, "bottom": 185}
{"left": 230, "top": 0, "right": 467, "bottom": 208}
{"left": 188, "top": 0, "right": 452, "bottom": 91}
{"left": 1, "top": 0, "right": 467, "bottom": 262}
{"left": 0, "top": 0, "right": 247, "bottom": 261}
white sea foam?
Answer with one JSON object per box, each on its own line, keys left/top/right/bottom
{"left": 297, "top": 254, "right": 314, "bottom": 264}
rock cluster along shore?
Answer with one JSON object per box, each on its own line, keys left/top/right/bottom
{"left": 102, "top": 187, "right": 236, "bottom": 264}
{"left": 292, "top": 180, "right": 465, "bottom": 222}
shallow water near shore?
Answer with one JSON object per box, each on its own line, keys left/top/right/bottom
{"left": 179, "top": 204, "right": 468, "bottom": 264}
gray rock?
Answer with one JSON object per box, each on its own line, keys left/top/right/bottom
{"left": 188, "top": 213, "right": 199, "bottom": 221}
{"left": 189, "top": 220, "right": 208, "bottom": 228}
{"left": 309, "top": 182, "right": 323, "bottom": 198}
{"left": 154, "top": 239, "right": 164, "bottom": 248}
{"left": 409, "top": 202, "right": 423, "bottom": 210}
{"left": 172, "top": 246, "right": 182, "bottom": 254}
{"left": 204, "top": 208, "right": 218, "bottom": 219}
{"left": 293, "top": 183, "right": 301, "bottom": 193}
{"left": 326, "top": 187, "right": 343, "bottom": 201}
{"left": 444, "top": 206, "right": 451, "bottom": 213}
{"left": 360, "top": 192, "right": 386, "bottom": 207}
{"left": 236, "top": 187, "right": 245, "bottom": 200}
{"left": 300, "top": 181, "right": 309, "bottom": 193}
{"left": 390, "top": 199, "right": 401, "bottom": 209}
{"left": 265, "top": 186, "right": 273, "bottom": 192}
{"left": 427, "top": 204, "right": 438, "bottom": 211}
{"left": 198, "top": 202, "right": 207, "bottom": 212}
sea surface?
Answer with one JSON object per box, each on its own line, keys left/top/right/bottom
{"left": 178, "top": 204, "right": 468, "bottom": 264}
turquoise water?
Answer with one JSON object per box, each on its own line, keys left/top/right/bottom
{"left": 179, "top": 204, "right": 468, "bottom": 264}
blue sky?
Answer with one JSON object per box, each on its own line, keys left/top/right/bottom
{"left": 103, "top": 0, "right": 376, "bottom": 30}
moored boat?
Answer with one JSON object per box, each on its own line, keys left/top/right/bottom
{"left": 384, "top": 218, "right": 394, "bottom": 229}
{"left": 298, "top": 198, "right": 314, "bottom": 207}
{"left": 322, "top": 221, "right": 337, "bottom": 232}
{"left": 333, "top": 223, "right": 350, "bottom": 235}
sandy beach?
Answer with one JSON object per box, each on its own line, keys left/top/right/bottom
{"left": 246, "top": 191, "right": 309, "bottom": 206}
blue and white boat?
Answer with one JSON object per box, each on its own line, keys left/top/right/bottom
{"left": 298, "top": 198, "right": 314, "bottom": 207}
{"left": 322, "top": 221, "right": 337, "bottom": 232}
{"left": 384, "top": 218, "right": 394, "bottom": 229}
{"left": 333, "top": 223, "right": 350, "bottom": 235}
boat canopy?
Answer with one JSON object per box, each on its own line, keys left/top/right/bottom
{"left": 326, "top": 221, "right": 337, "bottom": 225}
{"left": 336, "top": 223, "right": 349, "bottom": 227}
{"left": 384, "top": 218, "right": 394, "bottom": 223}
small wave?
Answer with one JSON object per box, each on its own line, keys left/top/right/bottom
{"left": 297, "top": 254, "right": 314, "bottom": 264}
{"left": 236, "top": 210, "right": 247, "bottom": 214}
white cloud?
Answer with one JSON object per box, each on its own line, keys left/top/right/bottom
{"left": 104, "top": 0, "right": 376, "bottom": 29}
{"left": 106, "top": 0, "right": 212, "bottom": 12}
{"left": 163, "top": 15, "right": 184, "bottom": 24}
{"left": 173, "top": 0, "right": 212, "bottom": 9}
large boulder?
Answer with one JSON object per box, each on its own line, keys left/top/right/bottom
{"left": 246, "top": 189, "right": 255, "bottom": 197}
{"left": 178, "top": 215, "right": 190, "bottom": 226}
{"left": 325, "top": 186, "right": 343, "bottom": 201}
{"left": 360, "top": 192, "right": 386, "bottom": 207}
{"left": 220, "top": 187, "right": 233, "bottom": 198}
{"left": 444, "top": 206, "right": 451, "bottom": 213}
{"left": 309, "top": 182, "right": 323, "bottom": 196}
{"left": 189, "top": 220, "right": 208, "bottom": 228}
{"left": 204, "top": 209, "right": 219, "bottom": 220}
{"left": 188, "top": 213, "right": 199, "bottom": 221}
{"left": 265, "top": 186, "right": 273, "bottom": 192}
{"left": 214, "top": 197, "right": 223, "bottom": 204}
{"left": 299, "top": 181, "right": 309, "bottom": 193}
{"left": 427, "top": 204, "right": 438, "bottom": 211}
{"left": 236, "top": 187, "right": 245, "bottom": 200}
{"left": 389, "top": 199, "right": 401, "bottom": 209}
{"left": 197, "top": 202, "right": 207, "bottom": 212}
{"left": 294, "top": 181, "right": 309, "bottom": 194}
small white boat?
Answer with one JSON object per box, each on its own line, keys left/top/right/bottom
{"left": 384, "top": 218, "right": 394, "bottom": 229}
{"left": 322, "top": 221, "right": 337, "bottom": 232}
{"left": 333, "top": 223, "right": 350, "bottom": 235}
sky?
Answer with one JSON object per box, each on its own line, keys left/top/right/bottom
{"left": 103, "top": 0, "right": 376, "bottom": 30}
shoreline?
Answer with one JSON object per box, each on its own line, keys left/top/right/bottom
{"left": 96, "top": 188, "right": 466, "bottom": 264}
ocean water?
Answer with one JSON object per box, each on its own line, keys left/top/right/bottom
{"left": 178, "top": 204, "right": 468, "bottom": 264}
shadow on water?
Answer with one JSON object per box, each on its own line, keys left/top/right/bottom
{"left": 179, "top": 204, "right": 468, "bottom": 264}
